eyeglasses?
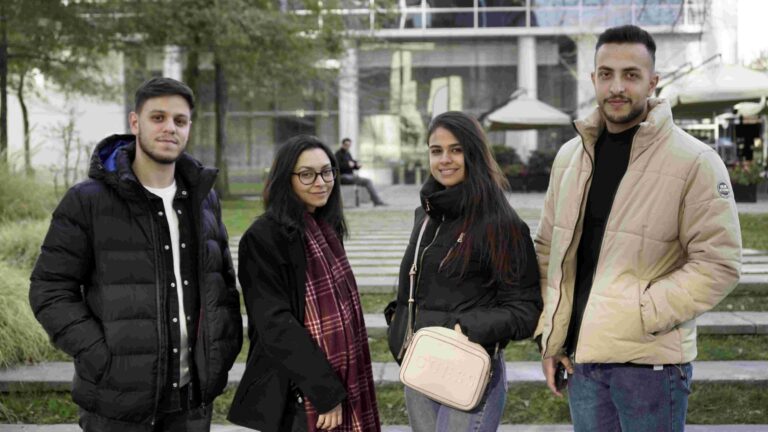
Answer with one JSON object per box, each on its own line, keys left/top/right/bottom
{"left": 293, "top": 168, "right": 337, "bottom": 185}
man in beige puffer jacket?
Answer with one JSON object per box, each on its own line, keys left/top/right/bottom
{"left": 535, "top": 25, "right": 741, "bottom": 431}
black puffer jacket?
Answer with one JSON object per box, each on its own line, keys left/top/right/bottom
{"left": 386, "top": 179, "right": 542, "bottom": 362}
{"left": 29, "top": 135, "right": 242, "bottom": 423}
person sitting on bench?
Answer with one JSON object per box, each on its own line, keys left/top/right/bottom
{"left": 335, "top": 138, "right": 387, "bottom": 206}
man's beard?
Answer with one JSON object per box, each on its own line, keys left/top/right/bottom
{"left": 600, "top": 98, "right": 646, "bottom": 126}
{"left": 136, "top": 128, "right": 180, "bottom": 165}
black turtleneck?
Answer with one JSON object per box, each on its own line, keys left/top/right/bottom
{"left": 566, "top": 125, "right": 639, "bottom": 356}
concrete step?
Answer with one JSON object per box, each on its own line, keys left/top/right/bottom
{"left": 2, "top": 425, "right": 767, "bottom": 432}
{"left": 3, "top": 360, "right": 766, "bottom": 392}
{"left": 239, "top": 311, "right": 768, "bottom": 336}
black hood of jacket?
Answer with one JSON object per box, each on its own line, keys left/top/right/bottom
{"left": 88, "top": 134, "right": 217, "bottom": 201}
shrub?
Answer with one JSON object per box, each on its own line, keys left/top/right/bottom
{"left": 527, "top": 150, "right": 557, "bottom": 175}
{"left": 0, "top": 261, "right": 62, "bottom": 368}
{"left": 0, "top": 219, "right": 48, "bottom": 271}
{"left": 492, "top": 145, "right": 522, "bottom": 167}
{"left": 0, "top": 165, "right": 57, "bottom": 224}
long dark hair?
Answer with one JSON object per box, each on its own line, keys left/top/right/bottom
{"left": 428, "top": 111, "right": 527, "bottom": 285}
{"left": 262, "top": 135, "right": 347, "bottom": 239}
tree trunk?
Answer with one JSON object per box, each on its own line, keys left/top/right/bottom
{"left": 0, "top": 7, "right": 8, "bottom": 164}
{"left": 183, "top": 46, "right": 200, "bottom": 152}
{"left": 214, "top": 59, "right": 230, "bottom": 198}
{"left": 17, "top": 70, "right": 33, "bottom": 176}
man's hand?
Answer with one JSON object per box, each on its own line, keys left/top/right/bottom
{"left": 317, "top": 403, "right": 342, "bottom": 430}
{"left": 542, "top": 354, "right": 574, "bottom": 397}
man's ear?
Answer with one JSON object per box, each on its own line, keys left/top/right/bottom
{"left": 648, "top": 72, "right": 660, "bottom": 97}
{"left": 129, "top": 112, "right": 139, "bottom": 135}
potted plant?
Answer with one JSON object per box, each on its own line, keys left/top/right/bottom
{"left": 728, "top": 159, "right": 765, "bottom": 203}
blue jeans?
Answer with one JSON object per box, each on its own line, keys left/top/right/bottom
{"left": 568, "top": 362, "right": 693, "bottom": 432}
{"left": 404, "top": 352, "right": 506, "bottom": 432}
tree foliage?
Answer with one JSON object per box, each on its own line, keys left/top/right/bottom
{"left": 114, "top": 0, "right": 345, "bottom": 196}
{"left": 0, "top": 0, "right": 118, "bottom": 167}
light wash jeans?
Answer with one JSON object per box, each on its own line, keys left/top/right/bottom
{"left": 568, "top": 362, "right": 693, "bottom": 432}
{"left": 404, "top": 351, "right": 506, "bottom": 432}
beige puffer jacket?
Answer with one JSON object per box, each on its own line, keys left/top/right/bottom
{"left": 534, "top": 99, "right": 742, "bottom": 365}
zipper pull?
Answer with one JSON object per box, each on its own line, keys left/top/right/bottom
{"left": 409, "top": 263, "right": 417, "bottom": 276}
{"left": 425, "top": 199, "right": 430, "bottom": 212}
{"left": 457, "top": 232, "right": 464, "bottom": 243}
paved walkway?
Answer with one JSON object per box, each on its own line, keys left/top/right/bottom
{"left": 2, "top": 360, "right": 766, "bottom": 392}
{"left": 364, "top": 185, "right": 768, "bottom": 213}
{"left": 3, "top": 425, "right": 767, "bottom": 432}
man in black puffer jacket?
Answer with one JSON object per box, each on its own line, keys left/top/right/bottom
{"left": 29, "top": 77, "right": 242, "bottom": 431}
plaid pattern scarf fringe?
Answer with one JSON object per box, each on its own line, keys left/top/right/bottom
{"left": 302, "top": 213, "right": 381, "bottom": 432}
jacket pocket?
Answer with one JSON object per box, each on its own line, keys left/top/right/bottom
{"left": 74, "top": 341, "right": 111, "bottom": 385}
{"left": 637, "top": 279, "right": 658, "bottom": 339}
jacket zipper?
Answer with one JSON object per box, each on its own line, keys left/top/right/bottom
{"left": 572, "top": 129, "right": 641, "bottom": 362}
{"left": 542, "top": 126, "right": 594, "bottom": 358}
{"left": 413, "top": 215, "right": 444, "bottom": 321}
{"left": 196, "top": 195, "right": 209, "bottom": 408}
{"left": 148, "top": 206, "right": 165, "bottom": 426}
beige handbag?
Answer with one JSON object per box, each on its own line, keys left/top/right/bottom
{"left": 398, "top": 218, "right": 495, "bottom": 411}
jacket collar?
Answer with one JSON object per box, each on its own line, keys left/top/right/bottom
{"left": 573, "top": 98, "right": 674, "bottom": 162}
{"left": 419, "top": 177, "right": 464, "bottom": 220}
{"left": 88, "top": 134, "right": 217, "bottom": 202}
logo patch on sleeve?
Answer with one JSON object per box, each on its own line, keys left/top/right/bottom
{"left": 718, "top": 182, "right": 730, "bottom": 198}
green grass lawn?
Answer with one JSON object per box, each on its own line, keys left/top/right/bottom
{"left": 712, "top": 284, "right": 768, "bottom": 312}
{"left": 740, "top": 213, "right": 768, "bottom": 251}
{"left": 3, "top": 382, "right": 766, "bottom": 424}
{"left": 228, "top": 182, "right": 264, "bottom": 197}
{"left": 221, "top": 199, "right": 264, "bottom": 237}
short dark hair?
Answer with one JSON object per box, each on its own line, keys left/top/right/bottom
{"left": 134, "top": 77, "right": 195, "bottom": 113}
{"left": 263, "top": 135, "right": 347, "bottom": 239}
{"left": 596, "top": 25, "right": 656, "bottom": 68}
{"left": 341, "top": 137, "right": 351, "bottom": 145}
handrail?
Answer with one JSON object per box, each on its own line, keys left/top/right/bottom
{"left": 293, "top": 0, "right": 707, "bottom": 32}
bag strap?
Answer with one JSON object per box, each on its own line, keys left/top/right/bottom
{"left": 403, "top": 217, "right": 430, "bottom": 347}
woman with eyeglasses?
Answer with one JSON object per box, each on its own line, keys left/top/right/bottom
{"left": 228, "top": 135, "right": 380, "bottom": 432}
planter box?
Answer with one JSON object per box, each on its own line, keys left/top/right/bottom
{"left": 733, "top": 183, "right": 758, "bottom": 203}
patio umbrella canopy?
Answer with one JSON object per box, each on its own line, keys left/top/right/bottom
{"left": 658, "top": 63, "right": 768, "bottom": 118}
{"left": 481, "top": 91, "right": 572, "bottom": 131}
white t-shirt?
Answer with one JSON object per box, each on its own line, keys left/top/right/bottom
{"left": 144, "top": 181, "right": 190, "bottom": 387}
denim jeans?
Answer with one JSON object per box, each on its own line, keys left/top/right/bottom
{"left": 404, "top": 351, "right": 507, "bottom": 432}
{"left": 568, "top": 362, "right": 693, "bottom": 432}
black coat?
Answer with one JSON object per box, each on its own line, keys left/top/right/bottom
{"left": 228, "top": 212, "right": 347, "bottom": 432}
{"left": 386, "top": 179, "right": 543, "bottom": 362}
{"left": 29, "top": 135, "right": 242, "bottom": 423}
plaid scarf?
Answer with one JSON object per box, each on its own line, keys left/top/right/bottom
{"left": 302, "top": 213, "right": 381, "bottom": 432}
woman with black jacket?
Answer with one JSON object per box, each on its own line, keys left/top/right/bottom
{"left": 228, "top": 135, "right": 380, "bottom": 432}
{"left": 386, "top": 111, "right": 543, "bottom": 431}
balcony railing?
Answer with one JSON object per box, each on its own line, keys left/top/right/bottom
{"left": 295, "top": 0, "right": 707, "bottom": 34}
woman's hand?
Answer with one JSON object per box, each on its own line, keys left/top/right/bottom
{"left": 317, "top": 403, "right": 343, "bottom": 430}
{"left": 454, "top": 323, "right": 464, "bottom": 335}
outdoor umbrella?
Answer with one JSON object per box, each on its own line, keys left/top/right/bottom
{"left": 658, "top": 63, "right": 768, "bottom": 117}
{"left": 480, "top": 89, "right": 572, "bottom": 131}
